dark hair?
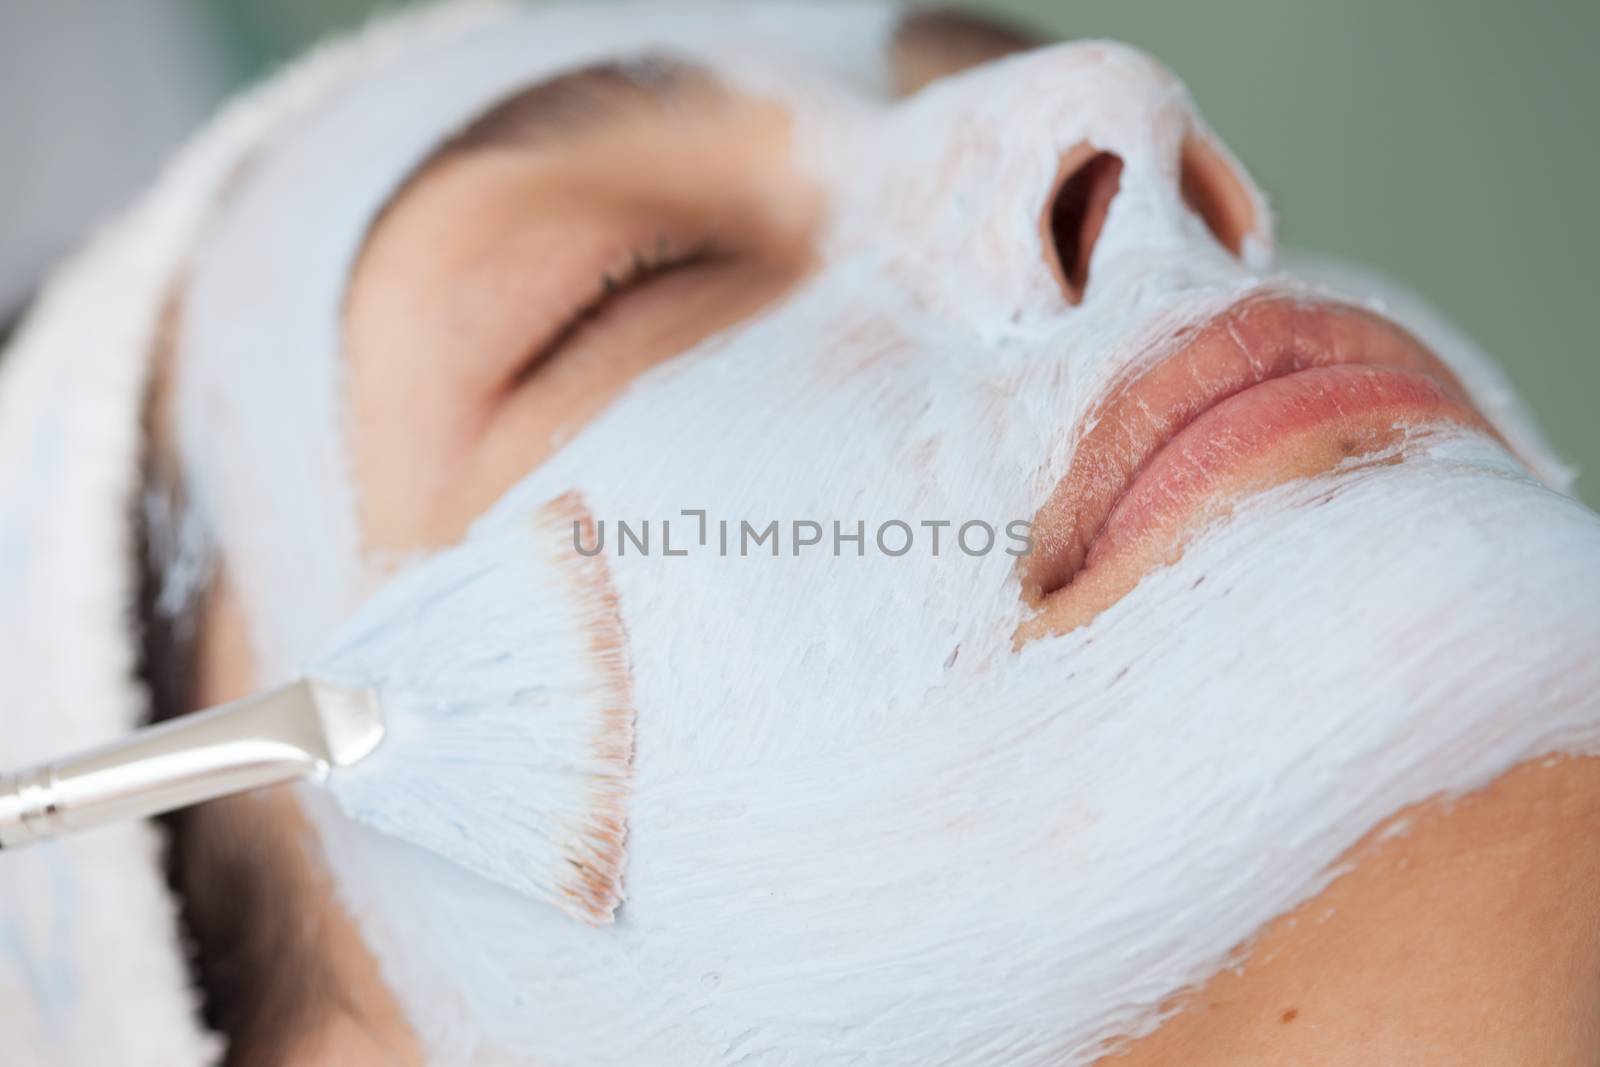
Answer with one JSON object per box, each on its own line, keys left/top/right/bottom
{"left": 0, "top": 292, "right": 31, "bottom": 356}
{"left": 137, "top": 309, "right": 336, "bottom": 1067}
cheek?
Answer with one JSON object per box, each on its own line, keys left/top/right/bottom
{"left": 348, "top": 364, "right": 484, "bottom": 559}
{"left": 344, "top": 240, "right": 499, "bottom": 559}
{"left": 350, "top": 391, "right": 557, "bottom": 561}
{"left": 497, "top": 312, "right": 1042, "bottom": 770}
{"left": 347, "top": 255, "right": 816, "bottom": 559}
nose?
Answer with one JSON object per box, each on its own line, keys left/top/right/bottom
{"left": 863, "top": 42, "right": 1271, "bottom": 317}
{"left": 1044, "top": 132, "right": 1258, "bottom": 306}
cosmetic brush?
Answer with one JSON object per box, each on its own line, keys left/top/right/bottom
{"left": 0, "top": 492, "right": 634, "bottom": 925}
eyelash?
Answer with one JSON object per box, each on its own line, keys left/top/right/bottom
{"left": 515, "top": 234, "right": 722, "bottom": 383}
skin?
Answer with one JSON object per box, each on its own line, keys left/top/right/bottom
{"left": 344, "top": 79, "right": 816, "bottom": 554}
{"left": 171, "top": 15, "right": 1600, "bottom": 1066}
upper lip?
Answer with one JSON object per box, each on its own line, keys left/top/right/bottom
{"left": 1019, "top": 293, "right": 1487, "bottom": 607}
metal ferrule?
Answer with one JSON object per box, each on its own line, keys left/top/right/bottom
{"left": 0, "top": 679, "right": 383, "bottom": 849}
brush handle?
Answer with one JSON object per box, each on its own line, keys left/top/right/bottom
{"left": 0, "top": 681, "right": 350, "bottom": 848}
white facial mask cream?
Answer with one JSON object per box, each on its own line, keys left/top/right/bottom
{"left": 170, "top": 4, "right": 1600, "bottom": 1064}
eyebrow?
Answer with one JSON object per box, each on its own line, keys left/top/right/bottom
{"left": 889, "top": 7, "right": 1046, "bottom": 97}
{"left": 369, "top": 56, "right": 721, "bottom": 241}
{"left": 432, "top": 55, "right": 721, "bottom": 160}
{"left": 357, "top": 56, "right": 723, "bottom": 282}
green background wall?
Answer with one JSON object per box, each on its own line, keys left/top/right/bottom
{"left": 199, "top": 0, "right": 1599, "bottom": 501}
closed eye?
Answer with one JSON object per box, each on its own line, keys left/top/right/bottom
{"left": 340, "top": 65, "right": 818, "bottom": 552}
{"left": 510, "top": 234, "right": 726, "bottom": 388}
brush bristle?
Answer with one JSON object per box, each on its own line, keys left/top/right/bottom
{"left": 537, "top": 491, "right": 634, "bottom": 923}
{"left": 313, "top": 490, "right": 635, "bottom": 925}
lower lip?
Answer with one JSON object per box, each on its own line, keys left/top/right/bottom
{"left": 1019, "top": 363, "right": 1487, "bottom": 640}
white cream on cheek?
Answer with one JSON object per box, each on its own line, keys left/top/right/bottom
{"left": 175, "top": 6, "right": 1600, "bottom": 1064}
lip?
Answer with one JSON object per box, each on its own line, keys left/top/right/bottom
{"left": 1017, "top": 295, "right": 1495, "bottom": 640}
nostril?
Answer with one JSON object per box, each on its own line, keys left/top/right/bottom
{"left": 1180, "top": 134, "right": 1256, "bottom": 257}
{"left": 1043, "top": 147, "right": 1124, "bottom": 306}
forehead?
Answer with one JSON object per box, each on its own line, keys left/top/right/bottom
{"left": 409, "top": 1, "right": 1044, "bottom": 168}
{"left": 366, "top": 3, "right": 1052, "bottom": 206}
{"left": 363, "top": 6, "right": 1044, "bottom": 266}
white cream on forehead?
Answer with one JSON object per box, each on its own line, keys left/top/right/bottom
{"left": 175, "top": 4, "right": 1600, "bottom": 1064}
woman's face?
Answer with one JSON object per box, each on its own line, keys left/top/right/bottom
{"left": 337, "top": 34, "right": 1506, "bottom": 635}
{"left": 171, "top": 3, "right": 1600, "bottom": 1061}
